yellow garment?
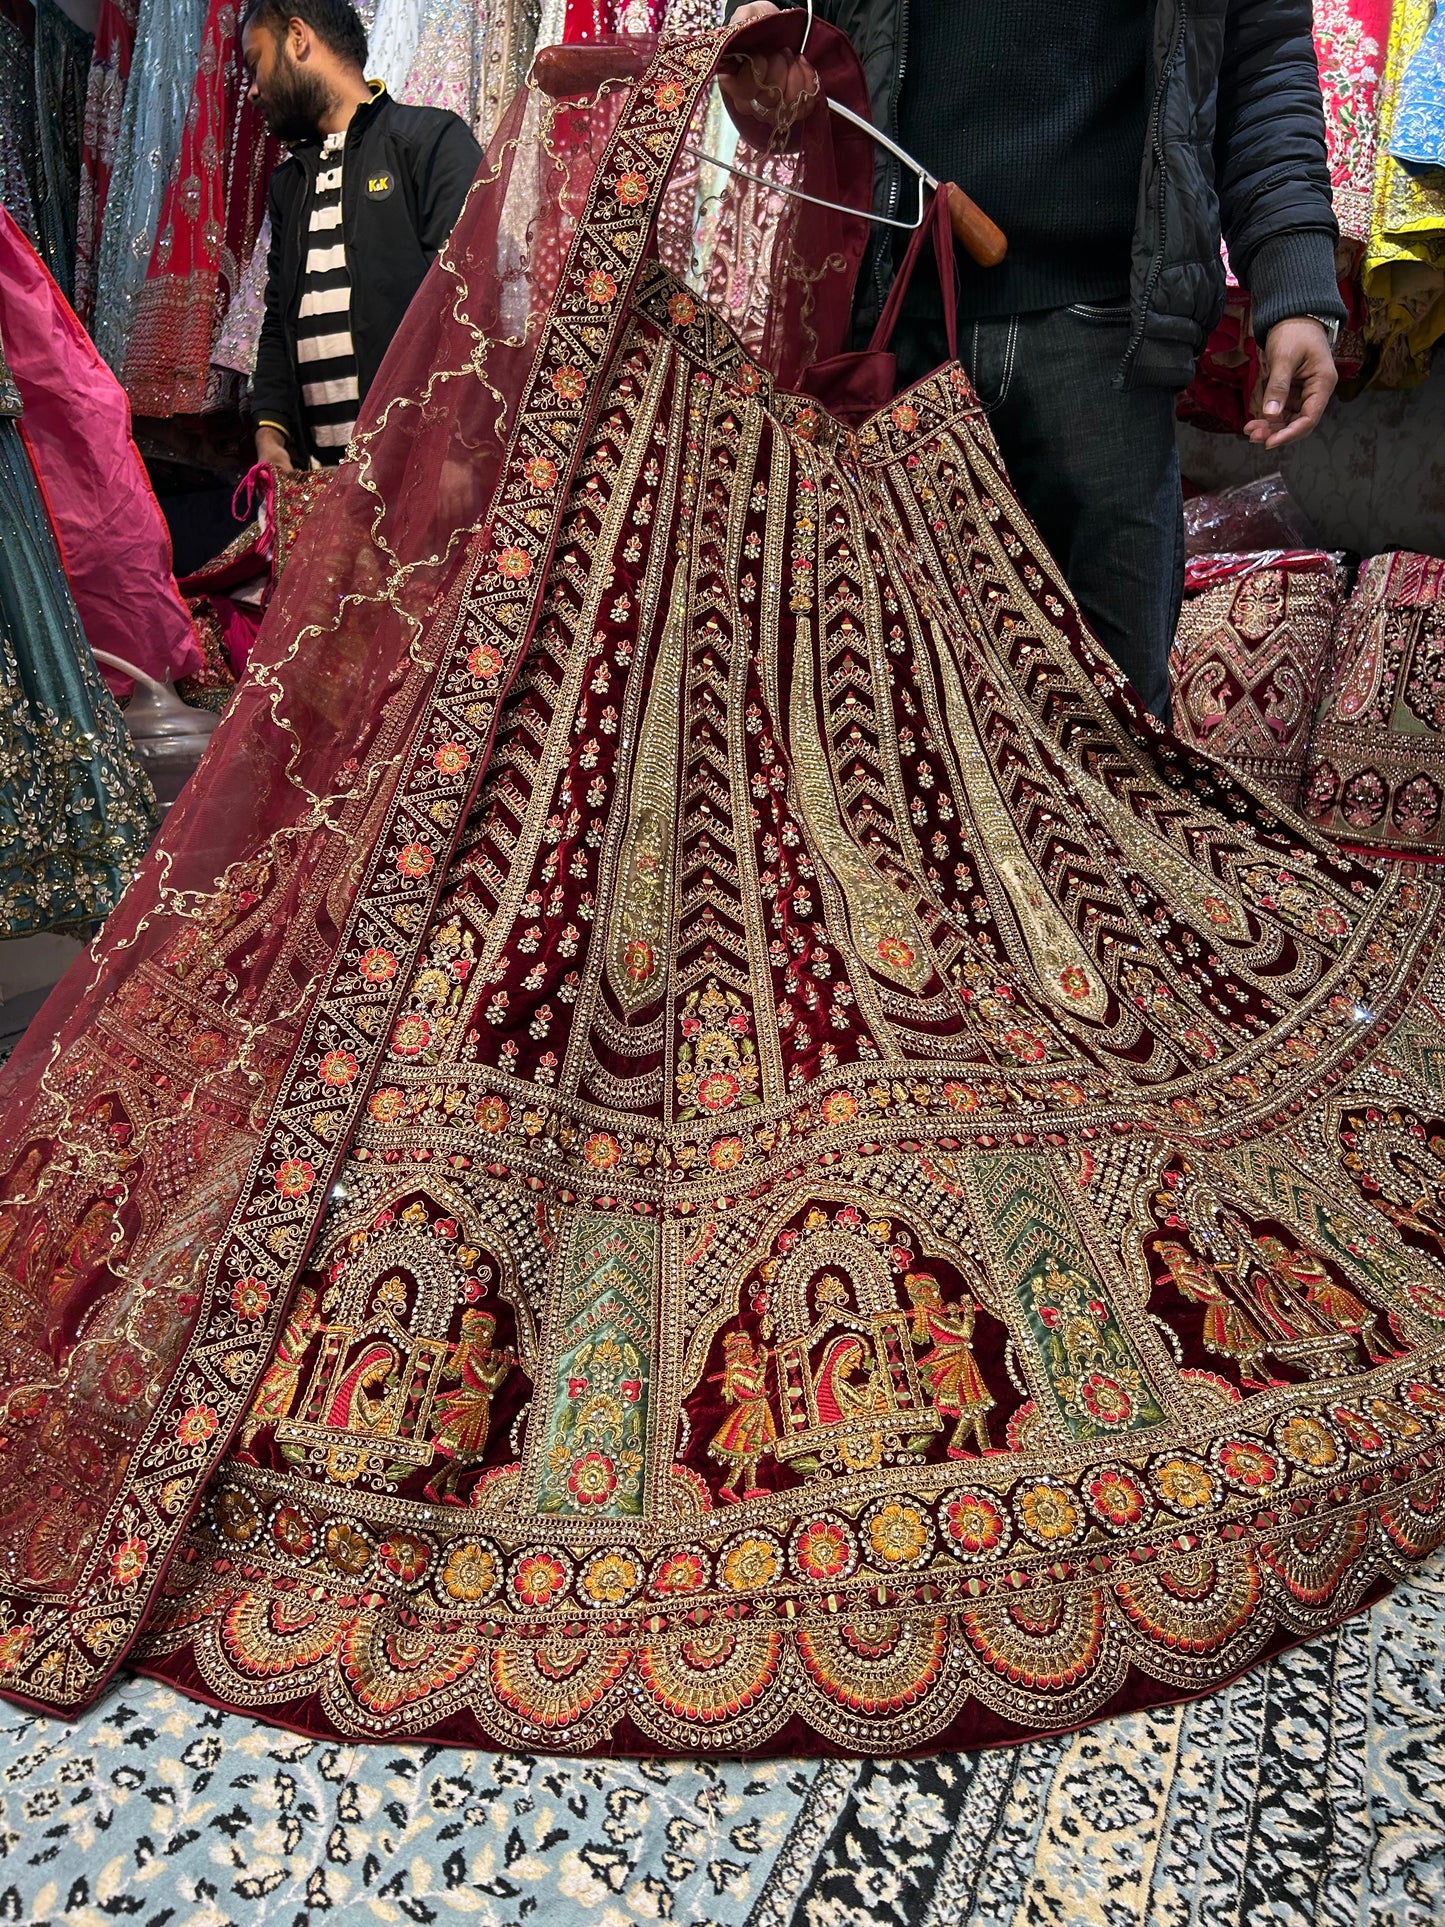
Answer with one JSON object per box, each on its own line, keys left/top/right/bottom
{"left": 1365, "top": 0, "right": 1445, "bottom": 387}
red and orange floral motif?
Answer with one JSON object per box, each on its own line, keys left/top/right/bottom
{"left": 472, "top": 1095, "right": 509, "bottom": 1134}
{"left": 317, "top": 1049, "right": 359, "bottom": 1088}
{"left": 358, "top": 946, "right": 398, "bottom": 984}
{"left": 1086, "top": 1467, "right": 1150, "bottom": 1530}
{"left": 110, "top": 1537, "right": 149, "bottom": 1587}
{"left": 708, "top": 1136, "right": 745, "bottom": 1173}
{"left": 467, "top": 641, "right": 505, "bottom": 681}
{"left": 396, "top": 843, "right": 435, "bottom": 879}
{"left": 791, "top": 1518, "right": 856, "bottom": 1583}
{"left": 378, "top": 1533, "right": 430, "bottom": 1585}
{"left": 512, "top": 1553, "right": 568, "bottom": 1608}
{"left": 390, "top": 1015, "right": 432, "bottom": 1060}
{"left": 651, "top": 1549, "right": 707, "bottom": 1596}
{"left": 1215, "top": 1438, "right": 1281, "bottom": 1491}
{"left": 176, "top": 1404, "right": 220, "bottom": 1446}
{"left": 369, "top": 1087, "right": 407, "bottom": 1124}
{"left": 567, "top": 1453, "right": 617, "bottom": 1507}
{"left": 231, "top": 1276, "right": 272, "bottom": 1321}
{"left": 582, "top": 1133, "right": 621, "bottom": 1172}
{"left": 943, "top": 1490, "right": 1009, "bottom": 1556}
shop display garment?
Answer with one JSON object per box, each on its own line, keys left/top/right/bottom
{"left": 0, "top": 211, "right": 201, "bottom": 704}
{"left": 1366, "top": 0, "right": 1445, "bottom": 388}
{"left": 74, "top": 0, "right": 139, "bottom": 330}
{"left": 121, "top": 0, "right": 279, "bottom": 415}
{"left": 30, "top": 0, "right": 93, "bottom": 306}
{"left": 3, "top": 23, "right": 1445, "bottom": 1758}
{"left": 1303, "top": 552, "right": 1445, "bottom": 853}
{"left": 1168, "top": 553, "right": 1348, "bottom": 811}
{"left": 0, "top": 2, "right": 42, "bottom": 247}
{"left": 90, "top": 0, "right": 209, "bottom": 374}
{"left": 0, "top": 322, "right": 156, "bottom": 936}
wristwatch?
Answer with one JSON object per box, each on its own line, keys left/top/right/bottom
{"left": 1299, "top": 313, "right": 1342, "bottom": 349}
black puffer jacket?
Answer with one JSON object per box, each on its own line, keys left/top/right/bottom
{"left": 733, "top": 0, "right": 1344, "bottom": 389}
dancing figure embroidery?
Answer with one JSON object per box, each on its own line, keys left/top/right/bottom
{"left": 906, "top": 1272, "right": 994, "bottom": 1455}
{"left": 425, "top": 1309, "right": 514, "bottom": 1504}
{"left": 708, "top": 1328, "right": 777, "bottom": 1500}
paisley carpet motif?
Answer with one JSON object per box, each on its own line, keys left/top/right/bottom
{"left": 3, "top": 1545, "right": 1442, "bottom": 1925}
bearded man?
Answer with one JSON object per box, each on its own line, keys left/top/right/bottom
{"left": 242, "top": 0, "right": 481, "bottom": 469}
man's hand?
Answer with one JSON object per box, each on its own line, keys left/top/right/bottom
{"left": 1244, "top": 319, "right": 1338, "bottom": 450}
{"left": 255, "top": 423, "right": 295, "bottom": 473}
{"left": 719, "top": 1, "right": 820, "bottom": 131}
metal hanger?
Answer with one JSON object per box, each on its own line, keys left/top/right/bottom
{"left": 531, "top": 1, "right": 1007, "bottom": 265}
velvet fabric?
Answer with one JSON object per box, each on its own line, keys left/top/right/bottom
{"left": 1303, "top": 551, "right": 1445, "bottom": 851}
{"left": 1169, "top": 552, "right": 1348, "bottom": 808}
{"left": 1, "top": 28, "right": 1444, "bottom": 1763}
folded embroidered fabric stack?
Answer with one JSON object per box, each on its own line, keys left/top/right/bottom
{"left": 1302, "top": 550, "right": 1445, "bottom": 849}
{"left": 1168, "top": 551, "right": 1348, "bottom": 808}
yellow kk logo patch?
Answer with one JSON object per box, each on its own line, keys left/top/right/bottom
{"left": 367, "top": 173, "right": 394, "bottom": 197}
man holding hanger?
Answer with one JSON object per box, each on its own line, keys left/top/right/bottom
{"left": 723, "top": 1, "right": 1343, "bottom": 722}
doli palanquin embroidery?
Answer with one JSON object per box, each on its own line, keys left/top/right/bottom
{"left": 3, "top": 22, "right": 1445, "bottom": 1757}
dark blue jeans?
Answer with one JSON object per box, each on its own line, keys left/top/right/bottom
{"left": 893, "top": 304, "right": 1184, "bottom": 721}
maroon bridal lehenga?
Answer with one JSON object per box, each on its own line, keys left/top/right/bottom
{"left": 3, "top": 20, "right": 1445, "bottom": 1757}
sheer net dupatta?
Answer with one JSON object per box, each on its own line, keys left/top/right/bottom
{"left": 0, "top": 15, "right": 870, "bottom": 1714}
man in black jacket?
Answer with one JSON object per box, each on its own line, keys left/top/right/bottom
{"left": 242, "top": 0, "right": 481, "bottom": 470}
{"left": 725, "top": 1, "right": 1345, "bottom": 720}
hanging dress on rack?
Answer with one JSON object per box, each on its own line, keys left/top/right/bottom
{"left": 121, "top": 0, "right": 279, "bottom": 414}
{"left": 0, "top": 211, "right": 202, "bottom": 697}
{"left": 30, "top": 0, "right": 93, "bottom": 306}
{"left": 74, "top": 0, "right": 140, "bottom": 330}
{"left": 1365, "top": 0, "right": 1445, "bottom": 388}
{"left": 2, "top": 21, "right": 1445, "bottom": 1760}
{"left": 0, "top": 319, "right": 156, "bottom": 937}
{"left": 91, "top": 0, "right": 209, "bottom": 374}
{"left": 0, "top": 0, "right": 42, "bottom": 247}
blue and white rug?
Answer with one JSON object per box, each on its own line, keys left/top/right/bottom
{"left": 4, "top": 1547, "right": 1443, "bottom": 1927}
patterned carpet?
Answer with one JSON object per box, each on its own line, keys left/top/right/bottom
{"left": 2, "top": 1549, "right": 1442, "bottom": 1927}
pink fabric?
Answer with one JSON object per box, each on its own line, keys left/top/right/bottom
{"left": 202, "top": 593, "right": 262, "bottom": 677}
{"left": 0, "top": 208, "right": 201, "bottom": 692}
{"left": 1183, "top": 550, "right": 1346, "bottom": 593}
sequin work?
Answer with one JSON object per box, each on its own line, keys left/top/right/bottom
{"left": 4, "top": 30, "right": 1445, "bottom": 1760}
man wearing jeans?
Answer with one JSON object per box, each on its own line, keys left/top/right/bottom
{"left": 724, "top": 1, "right": 1344, "bottom": 720}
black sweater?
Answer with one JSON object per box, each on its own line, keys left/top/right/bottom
{"left": 897, "top": 0, "right": 1151, "bottom": 319}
